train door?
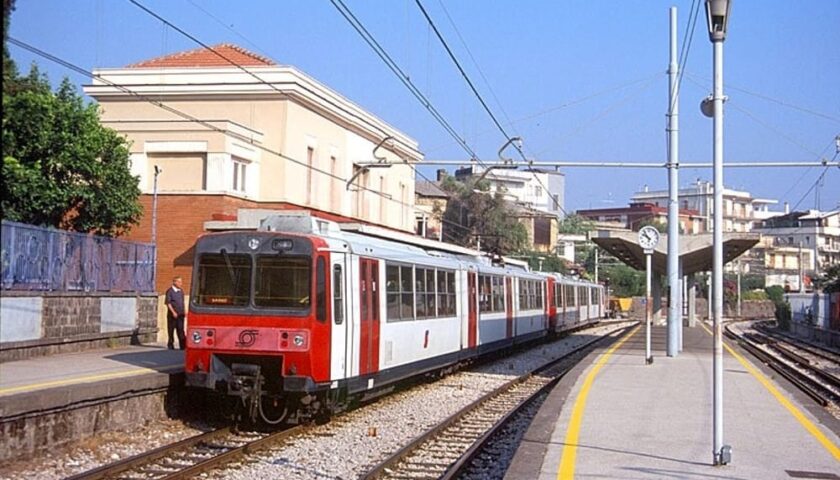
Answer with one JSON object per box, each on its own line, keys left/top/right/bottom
{"left": 505, "top": 277, "right": 513, "bottom": 338}
{"left": 547, "top": 278, "right": 557, "bottom": 331}
{"left": 330, "top": 253, "right": 349, "bottom": 381}
{"left": 359, "top": 258, "right": 380, "bottom": 376}
{"left": 468, "top": 271, "right": 477, "bottom": 348}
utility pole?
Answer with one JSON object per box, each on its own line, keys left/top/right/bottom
{"left": 667, "top": 6, "right": 681, "bottom": 357}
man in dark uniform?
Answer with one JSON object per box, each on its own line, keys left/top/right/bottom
{"left": 165, "top": 276, "right": 187, "bottom": 350}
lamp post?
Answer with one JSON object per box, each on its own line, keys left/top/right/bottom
{"left": 703, "top": 0, "right": 732, "bottom": 466}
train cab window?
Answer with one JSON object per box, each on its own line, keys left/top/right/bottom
{"left": 333, "top": 265, "right": 344, "bottom": 324}
{"left": 194, "top": 253, "right": 252, "bottom": 307}
{"left": 254, "top": 256, "right": 311, "bottom": 309}
{"left": 315, "top": 257, "right": 326, "bottom": 322}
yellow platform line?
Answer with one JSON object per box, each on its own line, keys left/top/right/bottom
{"left": 0, "top": 364, "right": 182, "bottom": 396}
{"left": 701, "top": 323, "right": 840, "bottom": 462}
{"left": 557, "top": 325, "right": 640, "bottom": 480}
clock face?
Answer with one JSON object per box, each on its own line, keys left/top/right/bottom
{"left": 638, "top": 226, "right": 660, "bottom": 250}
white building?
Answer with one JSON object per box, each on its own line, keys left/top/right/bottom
{"left": 454, "top": 165, "right": 565, "bottom": 218}
{"left": 753, "top": 210, "right": 840, "bottom": 289}
{"left": 631, "top": 179, "right": 782, "bottom": 233}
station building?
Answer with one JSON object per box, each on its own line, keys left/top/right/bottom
{"left": 84, "top": 44, "right": 422, "bottom": 293}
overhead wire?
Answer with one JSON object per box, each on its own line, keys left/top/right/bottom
{"left": 327, "top": 0, "right": 479, "bottom": 161}
{"left": 6, "top": 36, "right": 482, "bottom": 239}
{"left": 412, "top": 0, "right": 567, "bottom": 215}
{"left": 128, "top": 0, "right": 419, "bottom": 156}
{"left": 125, "top": 0, "right": 488, "bottom": 237}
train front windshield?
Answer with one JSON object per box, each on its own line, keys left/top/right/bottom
{"left": 194, "top": 253, "right": 312, "bottom": 310}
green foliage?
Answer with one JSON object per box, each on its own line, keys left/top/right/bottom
{"left": 765, "top": 285, "right": 785, "bottom": 305}
{"left": 602, "top": 263, "right": 644, "bottom": 297}
{"left": 764, "top": 285, "right": 790, "bottom": 330}
{"left": 741, "top": 290, "right": 767, "bottom": 301}
{"left": 439, "top": 176, "right": 528, "bottom": 255}
{"left": 775, "top": 301, "right": 791, "bottom": 331}
{"left": 521, "top": 252, "right": 567, "bottom": 274}
{"left": 1, "top": 63, "right": 141, "bottom": 236}
{"left": 818, "top": 264, "right": 840, "bottom": 293}
{"left": 557, "top": 214, "right": 594, "bottom": 234}
{"left": 635, "top": 218, "right": 668, "bottom": 233}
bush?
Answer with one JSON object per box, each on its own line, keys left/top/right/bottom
{"left": 765, "top": 285, "right": 785, "bottom": 305}
{"left": 775, "top": 301, "right": 791, "bottom": 331}
{"left": 741, "top": 290, "right": 767, "bottom": 301}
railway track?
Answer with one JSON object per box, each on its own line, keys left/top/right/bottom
{"left": 67, "top": 323, "right": 634, "bottom": 480}
{"left": 725, "top": 322, "right": 840, "bottom": 408}
{"left": 361, "top": 324, "right": 635, "bottom": 480}
{"left": 65, "top": 424, "right": 304, "bottom": 480}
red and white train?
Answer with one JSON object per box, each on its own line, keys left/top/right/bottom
{"left": 185, "top": 213, "right": 606, "bottom": 423}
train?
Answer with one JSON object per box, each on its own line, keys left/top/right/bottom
{"left": 184, "top": 212, "right": 606, "bottom": 423}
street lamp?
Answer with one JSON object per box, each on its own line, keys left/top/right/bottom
{"left": 704, "top": 0, "right": 732, "bottom": 467}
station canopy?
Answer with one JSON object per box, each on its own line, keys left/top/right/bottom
{"left": 591, "top": 230, "right": 759, "bottom": 276}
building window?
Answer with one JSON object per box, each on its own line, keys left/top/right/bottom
{"left": 306, "top": 147, "right": 315, "bottom": 205}
{"left": 534, "top": 186, "right": 542, "bottom": 197}
{"left": 232, "top": 157, "right": 247, "bottom": 193}
{"left": 534, "top": 217, "right": 551, "bottom": 246}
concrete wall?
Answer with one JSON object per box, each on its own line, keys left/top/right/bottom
{"left": 786, "top": 292, "right": 833, "bottom": 329}
{"left": 0, "top": 293, "right": 158, "bottom": 362}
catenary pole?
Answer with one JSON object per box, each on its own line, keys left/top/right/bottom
{"left": 667, "top": 6, "right": 681, "bottom": 357}
{"left": 705, "top": 0, "right": 732, "bottom": 466}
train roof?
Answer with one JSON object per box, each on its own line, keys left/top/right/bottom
{"left": 208, "top": 212, "right": 596, "bottom": 283}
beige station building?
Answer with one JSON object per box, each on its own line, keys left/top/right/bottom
{"left": 84, "top": 44, "right": 423, "bottom": 292}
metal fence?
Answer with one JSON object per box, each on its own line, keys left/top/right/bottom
{"left": 1, "top": 221, "right": 155, "bottom": 292}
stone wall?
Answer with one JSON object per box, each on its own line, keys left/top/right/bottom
{"left": 0, "top": 292, "right": 158, "bottom": 362}
{"left": 623, "top": 297, "right": 772, "bottom": 322}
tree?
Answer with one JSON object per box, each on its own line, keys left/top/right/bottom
{"left": 439, "top": 176, "right": 528, "bottom": 255}
{"left": 819, "top": 264, "right": 840, "bottom": 293}
{"left": 602, "top": 264, "right": 644, "bottom": 297}
{"left": 521, "top": 251, "right": 568, "bottom": 274}
{"left": 557, "top": 214, "right": 594, "bottom": 234}
{"left": 2, "top": 10, "right": 141, "bottom": 236}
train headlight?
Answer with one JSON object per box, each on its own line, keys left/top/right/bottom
{"left": 192, "top": 331, "right": 202, "bottom": 344}
{"left": 293, "top": 334, "right": 305, "bottom": 347}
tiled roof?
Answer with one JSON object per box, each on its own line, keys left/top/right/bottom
{"left": 415, "top": 181, "right": 450, "bottom": 198}
{"left": 128, "top": 43, "right": 276, "bottom": 68}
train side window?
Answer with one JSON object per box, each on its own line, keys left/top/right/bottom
{"left": 333, "top": 265, "right": 343, "bottom": 325}
{"left": 316, "top": 257, "right": 326, "bottom": 323}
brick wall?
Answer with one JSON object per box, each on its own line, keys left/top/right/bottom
{"left": 123, "top": 193, "right": 364, "bottom": 294}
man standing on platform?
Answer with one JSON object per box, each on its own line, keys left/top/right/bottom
{"left": 165, "top": 276, "right": 187, "bottom": 350}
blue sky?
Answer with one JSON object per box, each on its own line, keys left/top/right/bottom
{"left": 8, "top": 0, "right": 839, "bottom": 214}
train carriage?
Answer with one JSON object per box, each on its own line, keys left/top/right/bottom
{"left": 184, "top": 213, "right": 605, "bottom": 423}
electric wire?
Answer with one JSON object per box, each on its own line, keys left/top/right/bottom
{"left": 6, "top": 36, "right": 483, "bottom": 239}
{"left": 123, "top": 0, "right": 490, "bottom": 238}
{"left": 127, "top": 0, "right": 419, "bottom": 156}
{"left": 413, "top": 0, "right": 565, "bottom": 215}
{"left": 328, "top": 0, "right": 479, "bottom": 161}
{"left": 682, "top": 74, "right": 829, "bottom": 159}
{"left": 185, "top": 0, "right": 271, "bottom": 58}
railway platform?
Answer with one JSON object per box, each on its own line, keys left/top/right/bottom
{"left": 0, "top": 344, "right": 184, "bottom": 462}
{"left": 508, "top": 323, "right": 840, "bottom": 479}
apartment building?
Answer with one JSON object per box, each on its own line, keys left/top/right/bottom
{"left": 631, "top": 179, "right": 780, "bottom": 233}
